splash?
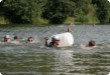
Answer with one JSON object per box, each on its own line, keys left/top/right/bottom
{"left": 0, "top": 72, "right": 2, "bottom": 75}
{"left": 108, "top": 72, "right": 110, "bottom": 75}
{"left": 0, "top": 0, "right": 2, "bottom": 2}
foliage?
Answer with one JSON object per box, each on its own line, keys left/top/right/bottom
{"left": 2, "top": 0, "right": 47, "bottom": 24}
{"left": 42, "top": 0, "right": 75, "bottom": 24}
{"left": 63, "top": 17, "right": 74, "bottom": 25}
{"left": 92, "top": 0, "right": 110, "bottom": 23}
{"left": 0, "top": 0, "right": 110, "bottom": 24}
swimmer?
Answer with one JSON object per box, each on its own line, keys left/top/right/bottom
{"left": 66, "top": 24, "right": 73, "bottom": 32}
{"left": 14, "top": 35, "right": 19, "bottom": 40}
{"left": 81, "top": 40, "right": 97, "bottom": 50}
{"left": 4, "top": 35, "right": 11, "bottom": 43}
{"left": 53, "top": 39, "right": 60, "bottom": 47}
{"left": 27, "top": 37, "right": 35, "bottom": 43}
{"left": 86, "top": 40, "right": 96, "bottom": 47}
{"left": 11, "top": 35, "right": 22, "bottom": 45}
{"left": 44, "top": 36, "right": 60, "bottom": 47}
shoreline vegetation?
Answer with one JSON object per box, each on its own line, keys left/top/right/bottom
{"left": 0, "top": 24, "right": 109, "bottom": 28}
{"left": 1, "top": 16, "right": 109, "bottom": 26}
{"left": 0, "top": 0, "right": 110, "bottom": 26}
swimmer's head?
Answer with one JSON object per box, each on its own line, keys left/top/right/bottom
{"left": 27, "top": 37, "right": 34, "bottom": 42}
{"left": 14, "top": 35, "right": 18, "bottom": 40}
{"left": 52, "top": 36, "right": 59, "bottom": 41}
{"left": 88, "top": 40, "right": 96, "bottom": 46}
{"left": 5, "top": 35, "right": 10, "bottom": 38}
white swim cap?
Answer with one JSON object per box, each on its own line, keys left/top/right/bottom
{"left": 53, "top": 36, "right": 59, "bottom": 40}
{"left": 5, "top": 35, "right": 10, "bottom": 38}
{"left": 0, "top": 72, "right": 2, "bottom": 75}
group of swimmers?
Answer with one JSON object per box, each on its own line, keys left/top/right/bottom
{"left": 44, "top": 36, "right": 96, "bottom": 48}
{"left": 0, "top": 25, "right": 96, "bottom": 48}
{"left": 67, "top": 25, "right": 96, "bottom": 47}
{"left": 0, "top": 35, "right": 35, "bottom": 45}
{"left": 1, "top": 34, "right": 61, "bottom": 47}
{"left": 66, "top": 25, "right": 96, "bottom": 47}
{"left": 43, "top": 25, "right": 73, "bottom": 47}
{"left": 44, "top": 25, "right": 96, "bottom": 48}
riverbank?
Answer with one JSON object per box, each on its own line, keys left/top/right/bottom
{"left": 0, "top": 24, "right": 110, "bottom": 28}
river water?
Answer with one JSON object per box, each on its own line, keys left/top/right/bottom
{"left": 0, "top": 25, "right": 110, "bottom": 75}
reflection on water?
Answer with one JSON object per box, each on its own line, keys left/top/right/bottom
{"left": 0, "top": 25, "right": 110, "bottom": 75}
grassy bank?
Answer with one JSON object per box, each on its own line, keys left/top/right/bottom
{"left": 63, "top": 17, "right": 100, "bottom": 25}
{"left": 0, "top": 16, "right": 10, "bottom": 24}
{"left": 0, "top": 16, "right": 104, "bottom": 27}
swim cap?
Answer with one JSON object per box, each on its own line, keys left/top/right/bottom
{"left": 5, "top": 35, "right": 10, "bottom": 38}
{"left": 52, "top": 36, "right": 59, "bottom": 40}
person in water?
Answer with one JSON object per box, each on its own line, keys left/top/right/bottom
{"left": 51, "top": 37, "right": 60, "bottom": 47}
{"left": 27, "top": 37, "right": 35, "bottom": 43}
{"left": 4, "top": 35, "right": 11, "bottom": 43}
{"left": 66, "top": 24, "right": 73, "bottom": 32}
{"left": 86, "top": 40, "right": 96, "bottom": 47}
{"left": 11, "top": 35, "right": 22, "bottom": 45}
{"left": 52, "top": 39, "right": 60, "bottom": 47}
{"left": 45, "top": 36, "right": 60, "bottom": 47}
{"left": 14, "top": 35, "right": 19, "bottom": 40}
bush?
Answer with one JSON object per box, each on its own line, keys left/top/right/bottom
{"left": 75, "top": 15, "right": 100, "bottom": 24}
{"left": 63, "top": 17, "right": 75, "bottom": 25}
{"left": 49, "top": 14, "right": 67, "bottom": 24}
{"left": 32, "top": 17, "right": 49, "bottom": 25}
{"left": 0, "top": 16, "right": 10, "bottom": 24}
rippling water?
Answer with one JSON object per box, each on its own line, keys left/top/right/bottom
{"left": 0, "top": 25, "right": 110, "bottom": 75}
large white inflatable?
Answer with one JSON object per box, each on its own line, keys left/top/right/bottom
{"left": 0, "top": 0, "right": 2, "bottom": 2}
{"left": 47, "top": 32, "right": 74, "bottom": 47}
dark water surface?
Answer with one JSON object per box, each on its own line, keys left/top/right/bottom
{"left": 0, "top": 25, "right": 110, "bottom": 75}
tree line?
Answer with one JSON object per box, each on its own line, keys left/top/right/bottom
{"left": 0, "top": 0, "right": 110, "bottom": 25}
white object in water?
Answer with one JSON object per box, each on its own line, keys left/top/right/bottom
{"left": 0, "top": 72, "right": 2, "bottom": 75}
{"left": 5, "top": 35, "right": 10, "bottom": 38}
{"left": 48, "top": 32, "right": 74, "bottom": 47}
{"left": 108, "top": 72, "right": 110, "bottom": 75}
{"left": 52, "top": 35, "right": 59, "bottom": 40}
{"left": 0, "top": 0, "right": 2, "bottom": 2}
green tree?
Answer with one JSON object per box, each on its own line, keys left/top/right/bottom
{"left": 2, "top": 0, "right": 47, "bottom": 24}
{"left": 1, "top": 0, "right": 110, "bottom": 24}
{"left": 92, "top": 0, "right": 110, "bottom": 23}
{"left": 73, "top": 0, "right": 99, "bottom": 24}
{"left": 43, "top": 0, "right": 75, "bottom": 24}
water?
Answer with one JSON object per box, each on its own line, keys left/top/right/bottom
{"left": 0, "top": 25, "right": 110, "bottom": 75}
